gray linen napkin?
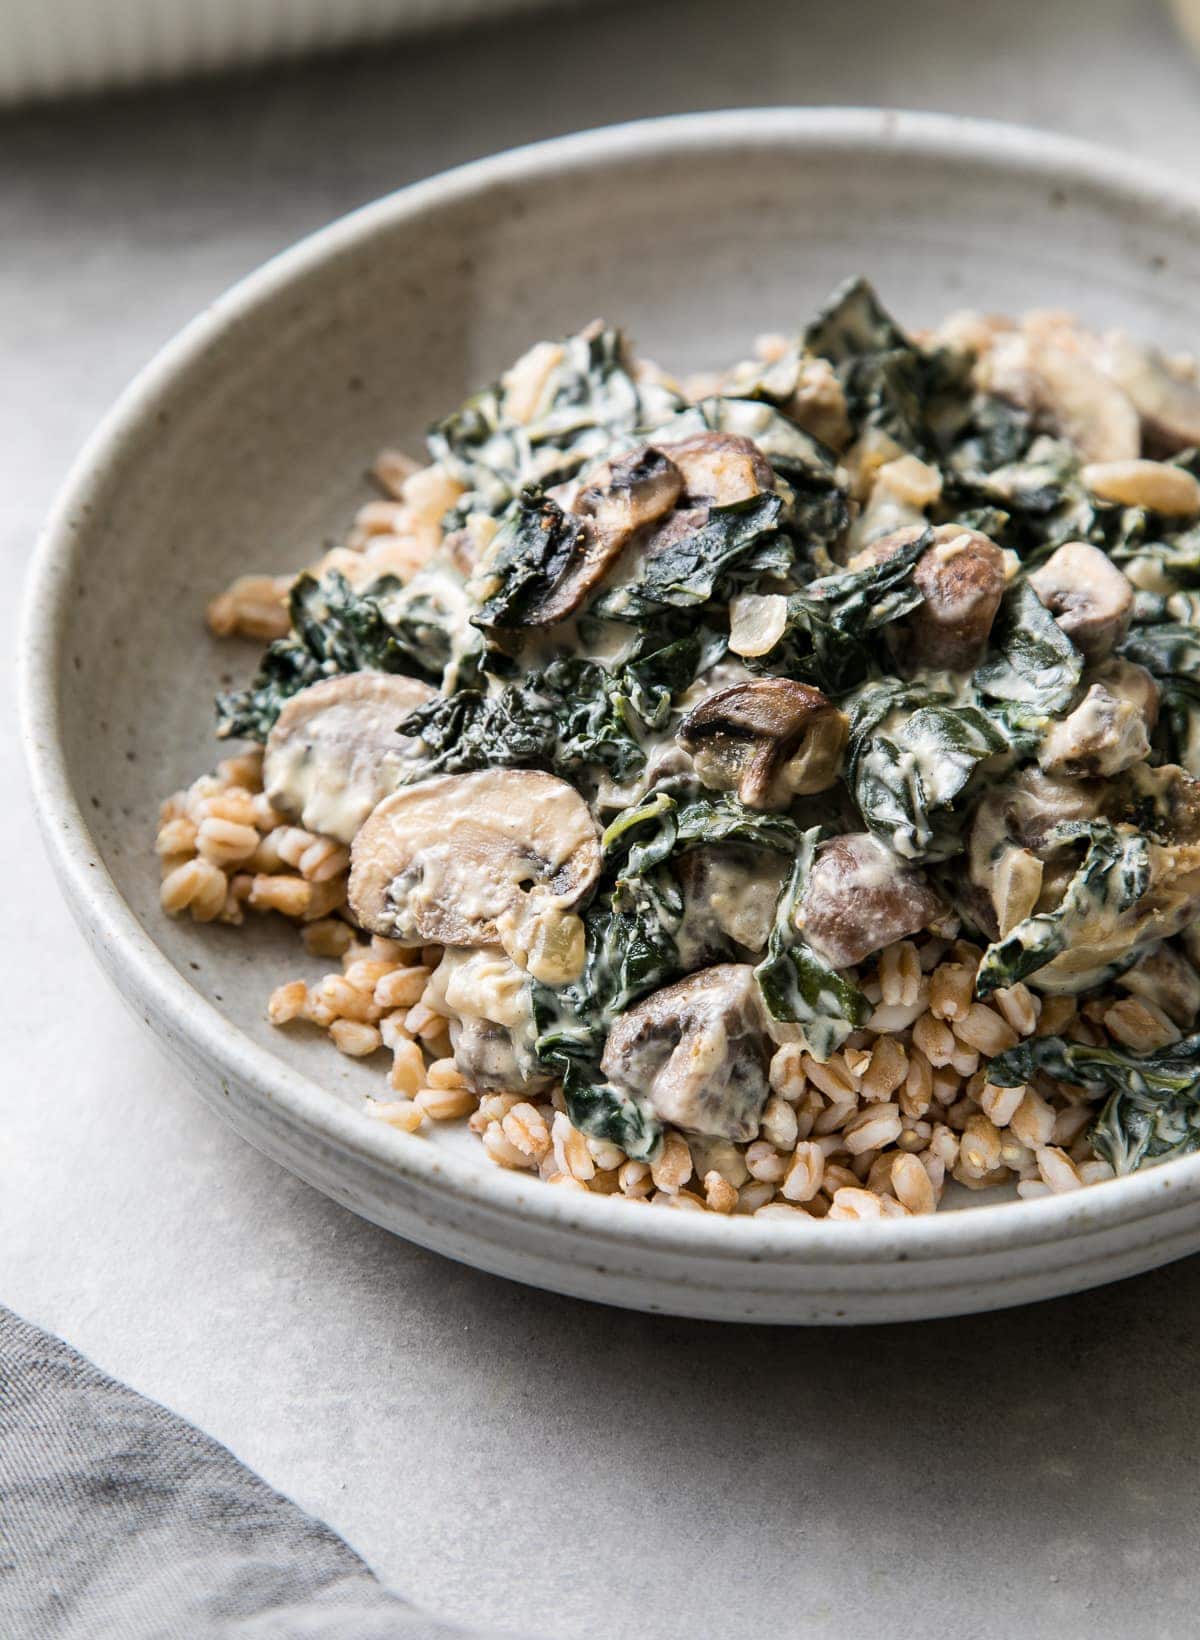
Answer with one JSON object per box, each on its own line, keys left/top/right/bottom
{"left": 0, "top": 1305, "right": 518, "bottom": 1640}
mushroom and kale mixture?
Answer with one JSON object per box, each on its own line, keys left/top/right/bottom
{"left": 159, "top": 281, "right": 1200, "bottom": 1220}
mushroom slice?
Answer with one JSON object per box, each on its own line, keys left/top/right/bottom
{"left": 474, "top": 446, "right": 682, "bottom": 629}
{"left": 1028, "top": 541, "right": 1134, "bottom": 660}
{"left": 798, "top": 833, "right": 943, "bottom": 969}
{"left": 263, "top": 673, "right": 436, "bottom": 844}
{"left": 1098, "top": 332, "right": 1200, "bottom": 456}
{"left": 657, "top": 432, "right": 774, "bottom": 505}
{"left": 907, "top": 527, "right": 1007, "bottom": 671}
{"left": 1038, "top": 682, "right": 1152, "bottom": 779}
{"left": 349, "top": 770, "right": 600, "bottom": 975}
{"left": 981, "top": 334, "right": 1140, "bottom": 462}
{"left": 425, "top": 947, "right": 552, "bottom": 1093}
{"left": 601, "top": 965, "right": 771, "bottom": 1141}
{"left": 677, "top": 679, "right": 848, "bottom": 811}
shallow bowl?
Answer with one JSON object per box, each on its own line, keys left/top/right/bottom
{"left": 22, "top": 108, "right": 1200, "bottom": 1322}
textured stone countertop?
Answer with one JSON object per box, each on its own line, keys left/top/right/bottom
{"left": 5, "top": 2, "right": 1200, "bottom": 1633}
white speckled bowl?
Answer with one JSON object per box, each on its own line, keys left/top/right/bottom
{"left": 21, "top": 109, "right": 1200, "bottom": 1323}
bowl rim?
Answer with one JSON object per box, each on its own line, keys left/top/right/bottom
{"left": 20, "top": 104, "right": 1200, "bottom": 1269}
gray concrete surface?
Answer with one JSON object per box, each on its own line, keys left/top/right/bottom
{"left": 4, "top": 2, "right": 1200, "bottom": 1634}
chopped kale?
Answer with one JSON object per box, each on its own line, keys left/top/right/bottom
{"left": 215, "top": 571, "right": 442, "bottom": 741}
{"left": 988, "top": 1031, "right": 1200, "bottom": 1174}
{"left": 751, "top": 532, "right": 927, "bottom": 694}
{"left": 470, "top": 490, "right": 589, "bottom": 629}
{"left": 976, "top": 821, "right": 1152, "bottom": 995}
{"left": 973, "top": 580, "right": 1083, "bottom": 724}
{"left": 753, "top": 830, "right": 871, "bottom": 1060}
{"left": 847, "top": 682, "right": 1012, "bottom": 862}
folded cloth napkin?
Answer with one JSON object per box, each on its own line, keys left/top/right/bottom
{"left": 0, "top": 1305, "right": 514, "bottom": 1639}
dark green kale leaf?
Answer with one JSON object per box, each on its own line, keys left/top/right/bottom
{"left": 975, "top": 821, "right": 1152, "bottom": 995}
{"left": 621, "top": 626, "right": 727, "bottom": 729}
{"left": 753, "top": 830, "right": 871, "bottom": 1060}
{"left": 987, "top": 1031, "right": 1200, "bottom": 1174}
{"left": 397, "top": 656, "right": 644, "bottom": 782}
{"left": 427, "top": 321, "right": 684, "bottom": 523}
{"left": 973, "top": 580, "right": 1083, "bottom": 724}
{"left": 601, "top": 791, "right": 806, "bottom": 878}
{"left": 215, "top": 571, "right": 442, "bottom": 741}
{"left": 803, "top": 277, "right": 970, "bottom": 453}
{"left": 942, "top": 438, "right": 1122, "bottom": 561}
{"left": 593, "top": 492, "right": 788, "bottom": 623}
{"left": 750, "top": 532, "right": 927, "bottom": 694}
{"left": 471, "top": 491, "right": 588, "bottom": 629}
{"left": 847, "top": 682, "right": 1011, "bottom": 862}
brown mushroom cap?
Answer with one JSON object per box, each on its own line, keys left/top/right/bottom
{"left": 1028, "top": 541, "right": 1134, "bottom": 660}
{"left": 657, "top": 431, "right": 774, "bottom": 506}
{"left": 600, "top": 964, "right": 771, "bottom": 1141}
{"left": 263, "top": 672, "right": 436, "bottom": 844}
{"left": 907, "top": 528, "right": 1007, "bottom": 671}
{"left": 799, "top": 833, "right": 943, "bottom": 968}
{"left": 348, "top": 770, "right": 601, "bottom": 958}
{"left": 677, "top": 678, "right": 849, "bottom": 810}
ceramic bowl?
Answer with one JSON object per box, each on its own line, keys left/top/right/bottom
{"left": 22, "top": 109, "right": 1200, "bottom": 1323}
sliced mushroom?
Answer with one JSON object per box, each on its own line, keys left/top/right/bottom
{"left": 798, "top": 833, "right": 944, "bottom": 969}
{"left": 675, "top": 846, "right": 790, "bottom": 965}
{"left": 980, "top": 333, "right": 1140, "bottom": 462}
{"left": 1038, "top": 680, "right": 1153, "bottom": 779}
{"left": 263, "top": 673, "right": 436, "bottom": 844}
{"left": 573, "top": 444, "right": 683, "bottom": 540}
{"left": 1028, "top": 541, "right": 1134, "bottom": 660}
{"left": 600, "top": 964, "right": 771, "bottom": 1141}
{"left": 1097, "top": 332, "right": 1200, "bottom": 456}
{"left": 657, "top": 432, "right": 774, "bottom": 505}
{"left": 906, "top": 527, "right": 1007, "bottom": 671}
{"left": 677, "top": 678, "right": 849, "bottom": 810}
{"left": 349, "top": 770, "right": 600, "bottom": 978}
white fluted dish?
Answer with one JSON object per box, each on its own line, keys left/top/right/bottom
{"left": 21, "top": 110, "right": 1200, "bottom": 1322}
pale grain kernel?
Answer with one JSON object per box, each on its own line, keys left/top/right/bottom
{"left": 890, "top": 1151, "right": 935, "bottom": 1213}
{"left": 247, "top": 874, "right": 311, "bottom": 918}
{"left": 388, "top": 1038, "right": 425, "bottom": 1097}
{"left": 736, "top": 1180, "right": 777, "bottom": 1215}
{"left": 992, "top": 983, "right": 1040, "bottom": 1037}
{"left": 959, "top": 1112, "right": 1003, "bottom": 1176}
{"left": 879, "top": 940, "right": 921, "bottom": 1007}
{"left": 366, "top": 1099, "right": 424, "bottom": 1133}
{"left": 843, "top": 1103, "right": 903, "bottom": 1156}
{"left": 650, "top": 1130, "right": 693, "bottom": 1194}
{"left": 586, "top": 1136, "right": 625, "bottom": 1171}
{"left": 781, "top": 1142, "right": 824, "bottom": 1202}
{"left": 860, "top": 1037, "right": 908, "bottom": 1101}
{"left": 374, "top": 966, "right": 430, "bottom": 1010}
{"left": 1011, "top": 1087, "right": 1056, "bottom": 1149}
{"left": 329, "top": 1019, "right": 382, "bottom": 1058}
{"left": 503, "top": 1102, "right": 552, "bottom": 1160}
{"left": 156, "top": 817, "right": 198, "bottom": 857}
{"left": 802, "top": 1053, "right": 858, "bottom": 1101}
{"left": 745, "top": 1141, "right": 788, "bottom": 1183}
{"left": 1077, "top": 1159, "right": 1116, "bottom": 1186}
{"left": 759, "top": 1095, "right": 799, "bottom": 1151}
{"left": 619, "top": 1160, "right": 653, "bottom": 1198}
{"left": 216, "top": 752, "right": 263, "bottom": 791}
{"left": 1036, "top": 1145, "right": 1083, "bottom": 1193}
{"left": 768, "top": 1042, "right": 807, "bottom": 1099}
{"left": 978, "top": 1081, "right": 1025, "bottom": 1127}
{"left": 827, "top": 1187, "right": 884, "bottom": 1221}
{"left": 1052, "top": 1104, "right": 1094, "bottom": 1146}
{"left": 425, "top": 1057, "right": 466, "bottom": 1091}
{"left": 900, "top": 1047, "right": 934, "bottom": 1118}
{"left": 198, "top": 788, "right": 258, "bottom": 827}
{"left": 912, "top": 1012, "right": 956, "bottom": 1067}
{"left": 928, "top": 962, "right": 974, "bottom": 1022}
{"left": 552, "top": 1112, "right": 596, "bottom": 1182}
{"left": 953, "top": 1002, "right": 1018, "bottom": 1057}
{"left": 344, "top": 958, "right": 396, "bottom": 995}
{"left": 483, "top": 1122, "right": 536, "bottom": 1171}
{"left": 704, "top": 1171, "right": 738, "bottom": 1214}
{"left": 1036, "top": 994, "right": 1077, "bottom": 1037}
{"left": 267, "top": 980, "right": 308, "bottom": 1025}
{"left": 160, "top": 858, "right": 228, "bottom": 921}
{"left": 415, "top": 1086, "right": 477, "bottom": 1121}
{"left": 299, "top": 838, "right": 351, "bottom": 883}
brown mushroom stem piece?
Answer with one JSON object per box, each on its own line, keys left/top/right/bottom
{"left": 600, "top": 965, "right": 772, "bottom": 1142}
{"left": 908, "top": 528, "right": 1007, "bottom": 671}
{"left": 1028, "top": 541, "right": 1134, "bottom": 660}
{"left": 657, "top": 431, "right": 774, "bottom": 505}
{"left": 349, "top": 770, "right": 600, "bottom": 981}
{"left": 677, "top": 678, "right": 848, "bottom": 811}
{"left": 798, "top": 833, "right": 944, "bottom": 969}
{"left": 262, "top": 672, "right": 436, "bottom": 844}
